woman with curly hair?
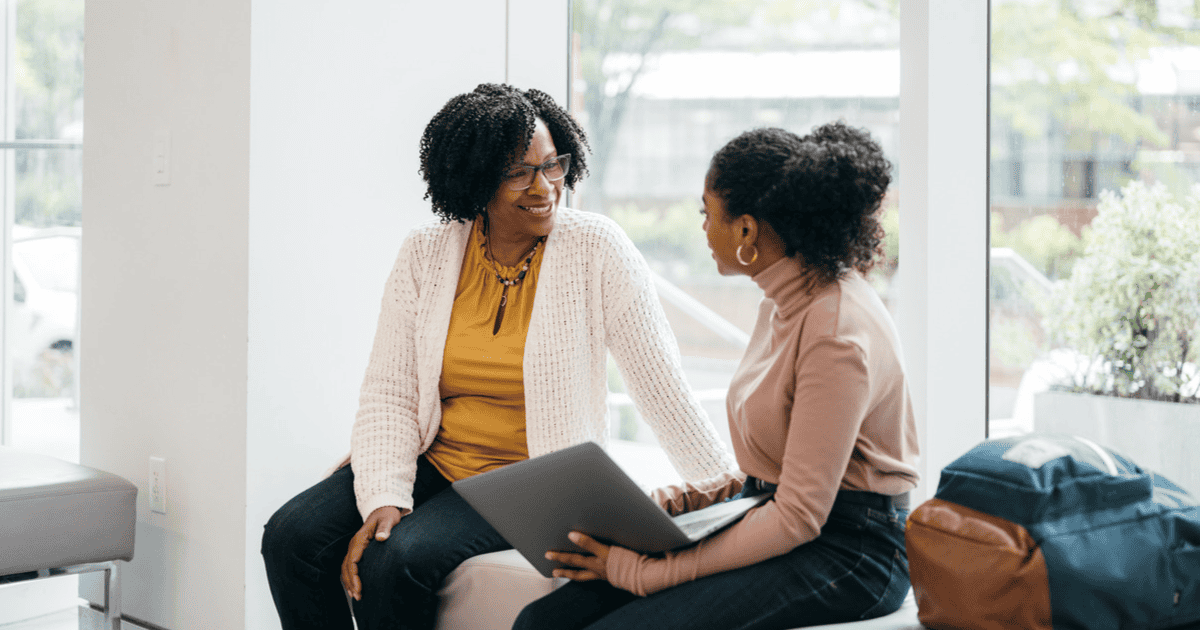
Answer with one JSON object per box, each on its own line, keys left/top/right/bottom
{"left": 261, "top": 83, "right": 733, "bottom": 630}
{"left": 516, "top": 122, "right": 920, "bottom": 630}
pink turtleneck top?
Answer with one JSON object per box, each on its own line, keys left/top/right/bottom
{"left": 606, "top": 255, "right": 921, "bottom": 596}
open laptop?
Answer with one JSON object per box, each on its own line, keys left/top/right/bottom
{"left": 452, "top": 441, "right": 772, "bottom": 578}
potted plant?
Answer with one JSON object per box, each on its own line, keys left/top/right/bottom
{"left": 1034, "top": 180, "right": 1200, "bottom": 494}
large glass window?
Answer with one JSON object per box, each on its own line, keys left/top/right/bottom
{"left": 1, "top": 0, "right": 83, "bottom": 460}
{"left": 989, "top": 0, "right": 1200, "bottom": 494}
{"left": 0, "top": 0, "right": 84, "bottom": 627}
{"left": 571, "top": 0, "right": 901, "bottom": 484}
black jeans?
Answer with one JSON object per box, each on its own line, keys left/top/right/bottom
{"left": 261, "top": 457, "right": 510, "bottom": 630}
{"left": 514, "top": 490, "right": 910, "bottom": 630}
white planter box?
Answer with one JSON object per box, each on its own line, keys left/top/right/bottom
{"left": 1034, "top": 390, "right": 1200, "bottom": 496}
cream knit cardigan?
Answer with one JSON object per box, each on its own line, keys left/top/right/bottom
{"left": 349, "top": 208, "right": 734, "bottom": 519}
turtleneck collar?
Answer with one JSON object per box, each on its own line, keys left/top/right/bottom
{"left": 751, "top": 255, "right": 825, "bottom": 319}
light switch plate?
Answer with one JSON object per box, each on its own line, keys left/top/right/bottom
{"left": 149, "top": 456, "right": 167, "bottom": 514}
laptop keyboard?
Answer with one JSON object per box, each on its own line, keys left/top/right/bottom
{"left": 675, "top": 514, "right": 727, "bottom": 537}
{"left": 670, "top": 494, "right": 772, "bottom": 539}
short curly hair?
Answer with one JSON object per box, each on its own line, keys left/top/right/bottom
{"left": 708, "top": 122, "right": 892, "bottom": 284}
{"left": 419, "top": 83, "right": 590, "bottom": 223}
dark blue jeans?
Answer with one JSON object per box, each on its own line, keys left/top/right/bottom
{"left": 513, "top": 491, "right": 909, "bottom": 630}
{"left": 261, "top": 456, "right": 510, "bottom": 630}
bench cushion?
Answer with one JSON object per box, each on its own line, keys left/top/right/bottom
{"left": 435, "top": 549, "right": 564, "bottom": 630}
{"left": 0, "top": 446, "right": 136, "bottom": 576}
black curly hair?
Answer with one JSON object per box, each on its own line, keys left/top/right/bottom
{"left": 708, "top": 122, "right": 892, "bottom": 284}
{"left": 419, "top": 83, "right": 590, "bottom": 223}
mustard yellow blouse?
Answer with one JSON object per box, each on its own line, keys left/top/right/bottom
{"left": 425, "top": 220, "right": 545, "bottom": 482}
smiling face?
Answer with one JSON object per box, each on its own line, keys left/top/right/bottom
{"left": 701, "top": 172, "right": 744, "bottom": 276}
{"left": 484, "top": 118, "right": 562, "bottom": 250}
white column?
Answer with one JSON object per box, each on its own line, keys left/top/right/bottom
{"left": 899, "top": 0, "right": 990, "bottom": 498}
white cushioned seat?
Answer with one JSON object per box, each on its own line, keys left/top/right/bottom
{"left": 0, "top": 446, "right": 136, "bottom": 576}
{"left": 435, "top": 549, "right": 564, "bottom": 630}
{"left": 0, "top": 445, "right": 136, "bottom": 630}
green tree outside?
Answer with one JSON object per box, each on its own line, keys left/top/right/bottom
{"left": 15, "top": 0, "right": 84, "bottom": 228}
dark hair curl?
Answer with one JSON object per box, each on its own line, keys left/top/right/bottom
{"left": 708, "top": 122, "right": 892, "bottom": 284}
{"left": 418, "top": 83, "right": 590, "bottom": 223}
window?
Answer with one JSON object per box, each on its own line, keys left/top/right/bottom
{"left": 570, "top": 0, "right": 901, "bottom": 484}
{"left": 0, "top": 0, "right": 84, "bottom": 460}
{"left": 989, "top": 0, "right": 1200, "bottom": 496}
{"left": 0, "top": 0, "right": 84, "bottom": 625}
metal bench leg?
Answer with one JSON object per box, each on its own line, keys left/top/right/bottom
{"left": 104, "top": 561, "right": 122, "bottom": 630}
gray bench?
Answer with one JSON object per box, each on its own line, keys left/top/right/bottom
{"left": 0, "top": 445, "right": 137, "bottom": 630}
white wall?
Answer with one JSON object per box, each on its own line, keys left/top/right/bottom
{"left": 84, "top": 1, "right": 509, "bottom": 628}
{"left": 82, "top": 0, "right": 251, "bottom": 627}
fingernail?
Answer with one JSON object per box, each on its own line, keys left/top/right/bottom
{"left": 568, "top": 532, "right": 579, "bottom": 542}
{"left": 545, "top": 552, "right": 553, "bottom": 559}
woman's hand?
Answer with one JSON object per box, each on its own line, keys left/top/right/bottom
{"left": 546, "top": 532, "right": 613, "bottom": 582}
{"left": 341, "top": 506, "right": 402, "bottom": 601}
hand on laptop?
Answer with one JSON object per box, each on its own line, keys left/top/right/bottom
{"left": 546, "top": 531, "right": 613, "bottom": 583}
{"left": 341, "top": 506, "right": 402, "bottom": 601}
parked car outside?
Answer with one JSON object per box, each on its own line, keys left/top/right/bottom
{"left": 11, "top": 225, "right": 79, "bottom": 398}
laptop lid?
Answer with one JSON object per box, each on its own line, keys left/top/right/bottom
{"left": 452, "top": 441, "right": 765, "bottom": 578}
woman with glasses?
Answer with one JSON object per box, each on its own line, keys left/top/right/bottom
{"left": 261, "top": 83, "right": 734, "bottom": 630}
{"left": 514, "top": 122, "right": 919, "bottom": 630}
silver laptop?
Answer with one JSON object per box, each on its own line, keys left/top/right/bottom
{"left": 452, "top": 441, "right": 772, "bottom": 578}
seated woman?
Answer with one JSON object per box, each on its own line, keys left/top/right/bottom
{"left": 260, "top": 83, "right": 734, "bottom": 630}
{"left": 515, "top": 122, "right": 920, "bottom": 630}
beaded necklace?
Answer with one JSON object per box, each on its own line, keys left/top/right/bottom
{"left": 482, "top": 226, "right": 546, "bottom": 335}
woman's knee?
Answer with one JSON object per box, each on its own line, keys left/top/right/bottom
{"left": 263, "top": 471, "right": 358, "bottom": 563}
{"left": 512, "top": 600, "right": 547, "bottom": 630}
{"left": 261, "top": 492, "right": 342, "bottom": 567}
{"left": 512, "top": 595, "right": 599, "bottom": 630}
{"left": 511, "top": 583, "right": 622, "bottom": 630}
{"left": 354, "top": 535, "right": 439, "bottom": 590}
{"left": 261, "top": 501, "right": 305, "bottom": 562}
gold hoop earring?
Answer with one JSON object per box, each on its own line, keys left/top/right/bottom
{"left": 736, "top": 245, "right": 759, "bottom": 266}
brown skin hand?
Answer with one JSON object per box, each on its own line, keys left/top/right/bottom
{"left": 546, "top": 531, "right": 614, "bottom": 584}
{"left": 340, "top": 505, "right": 402, "bottom": 601}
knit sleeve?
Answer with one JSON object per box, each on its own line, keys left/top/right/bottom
{"left": 651, "top": 471, "right": 744, "bottom": 516}
{"left": 598, "top": 221, "right": 735, "bottom": 481}
{"left": 350, "top": 232, "right": 428, "bottom": 520}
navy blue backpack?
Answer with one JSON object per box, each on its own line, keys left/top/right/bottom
{"left": 907, "top": 433, "right": 1200, "bottom": 630}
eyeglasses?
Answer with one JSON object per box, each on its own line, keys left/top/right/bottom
{"left": 502, "top": 154, "right": 571, "bottom": 191}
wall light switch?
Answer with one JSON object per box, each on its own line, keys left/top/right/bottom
{"left": 153, "top": 131, "right": 171, "bottom": 186}
{"left": 149, "top": 456, "right": 167, "bottom": 514}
